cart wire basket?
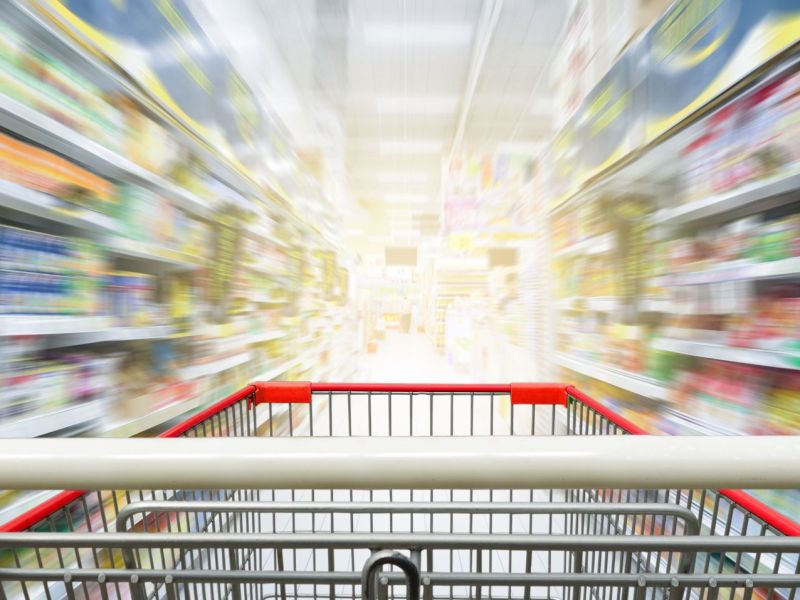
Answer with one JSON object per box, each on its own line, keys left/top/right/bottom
{"left": 0, "top": 382, "right": 798, "bottom": 600}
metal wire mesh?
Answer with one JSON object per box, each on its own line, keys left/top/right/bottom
{"left": 0, "top": 388, "right": 796, "bottom": 600}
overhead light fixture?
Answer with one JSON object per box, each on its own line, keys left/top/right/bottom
{"left": 496, "top": 141, "right": 545, "bottom": 156}
{"left": 379, "top": 140, "right": 442, "bottom": 154}
{"left": 529, "top": 98, "right": 554, "bottom": 116}
{"left": 362, "top": 23, "right": 473, "bottom": 46}
{"left": 377, "top": 95, "right": 458, "bottom": 114}
{"left": 377, "top": 171, "right": 430, "bottom": 184}
{"left": 385, "top": 193, "right": 429, "bottom": 204}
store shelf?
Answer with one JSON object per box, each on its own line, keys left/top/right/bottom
{"left": 662, "top": 406, "right": 743, "bottom": 436}
{"left": 44, "top": 325, "right": 174, "bottom": 348}
{"left": 251, "top": 294, "right": 288, "bottom": 304}
{"left": 0, "top": 179, "right": 119, "bottom": 234}
{"left": 557, "top": 296, "right": 619, "bottom": 312}
{"left": 102, "top": 389, "right": 218, "bottom": 438}
{"left": 0, "top": 315, "right": 112, "bottom": 337}
{"left": 553, "top": 232, "right": 614, "bottom": 258}
{"left": 246, "top": 222, "right": 289, "bottom": 247}
{"left": 555, "top": 353, "right": 668, "bottom": 400}
{"left": 179, "top": 351, "right": 253, "bottom": 381}
{"left": 245, "top": 263, "right": 290, "bottom": 278}
{"left": 658, "top": 256, "right": 800, "bottom": 286}
{"left": 246, "top": 330, "right": 286, "bottom": 344}
{"left": 253, "top": 361, "right": 293, "bottom": 382}
{"left": 0, "top": 400, "right": 103, "bottom": 437}
{"left": 652, "top": 171, "right": 800, "bottom": 226}
{"left": 0, "top": 92, "right": 212, "bottom": 220}
{"left": 638, "top": 297, "right": 672, "bottom": 312}
{"left": 652, "top": 337, "right": 800, "bottom": 370}
{"left": 106, "top": 238, "right": 203, "bottom": 272}
{"left": 0, "top": 490, "right": 59, "bottom": 527}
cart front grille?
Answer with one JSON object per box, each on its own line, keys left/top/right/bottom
{"left": 0, "top": 387, "right": 797, "bottom": 600}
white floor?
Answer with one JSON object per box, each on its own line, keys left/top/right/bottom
{"left": 359, "top": 331, "right": 472, "bottom": 383}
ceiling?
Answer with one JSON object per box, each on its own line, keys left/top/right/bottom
{"left": 192, "top": 0, "right": 569, "bottom": 247}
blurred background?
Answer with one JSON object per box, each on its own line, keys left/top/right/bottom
{"left": 0, "top": 0, "right": 798, "bottom": 519}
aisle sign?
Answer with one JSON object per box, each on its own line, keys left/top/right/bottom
{"left": 545, "top": 0, "right": 800, "bottom": 199}
{"left": 579, "top": 40, "right": 645, "bottom": 181}
{"left": 643, "top": 0, "right": 800, "bottom": 142}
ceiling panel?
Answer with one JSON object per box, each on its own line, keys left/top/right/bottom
{"left": 231, "top": 0, "right": 568, "bottom": 234}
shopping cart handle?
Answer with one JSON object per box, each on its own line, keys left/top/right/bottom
{"left": 361, "top": 550, "right": 420, "bottom": 600}
{"left": 0, "top": 436, "right": 797, "bottom": 490}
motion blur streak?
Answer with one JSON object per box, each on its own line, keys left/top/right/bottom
{"left": 0, "top": 0, "right": 797, "bottom": 520}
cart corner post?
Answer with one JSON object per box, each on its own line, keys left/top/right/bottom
{"left": 252, "top": 381, "right": 312, "bottom": 405}
{"left": 510, "top": 383, "right": 569, "bottom": 405}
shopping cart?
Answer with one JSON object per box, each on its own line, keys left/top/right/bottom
{"left": 0, "top": 382, "right": 798, "bottom": 600}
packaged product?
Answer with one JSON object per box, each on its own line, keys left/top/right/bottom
{"left": 0, "top": 131, "right": 114, "bottom": 207}
{"left": 106, "top": 271, "right": 156, "bottom": 326}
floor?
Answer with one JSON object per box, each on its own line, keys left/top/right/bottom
{"left": 359, "top": 331, "right": 471, "bottom": 383}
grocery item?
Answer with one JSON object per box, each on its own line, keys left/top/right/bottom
{"left": 0, "top": 353, "right": 119, "bottom": 424}
{"left": 105, "top": 271, "right": 160, "bottom": 327}
{"left": 0, "top": 131, "right": 114, "bottom": 208}
{"left": 0, "top": 224, "right": 106, "bottom": 315}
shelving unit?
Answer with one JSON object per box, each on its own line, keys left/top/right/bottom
{"left": 553, "top": 231, "right": 613, "bottom": 258}
{"left": 662, "top": 406, "right": 743, "bottom": 436}
{"left": 651, "top": 171, "right": 800, "bottom": 226}
{"left": 557, "top": 296, "right": 619, "bottom": 312}
{"left": 0, "top": 400, "right": 103, "bottom": 437}
{"left": 543, "top": 8, "right": 800, "bottom": 494}
{"left": 0, "top": 315, "right": 112, "bottom": 337}
{"left": 0, "top": 179, "right": 119, "bottom": 234}
{"left": 652, "top": 338, "right": 800, "bottom": 371}
{"left": 178, "top": 352, "right": 254, "bottom": 381}
{"left": 554, "top": 353, "right": 668, "bottom": 400}
{"left": 101, "top": 389, "right": 221, "bottom": 438}
{"left": 44, "top": 325, "right": 175, "bottom": 348}
{"left": 106, "top": 238, "right": 204, "bottom": 272}
{"left": 0, "top": 92, "right": 214, "bottom": 220}
{"left": 0, "top": 0, "right": 357, "bottom": 447}
{"left": 658, "top": 256, "right": 800, "bottom": 286}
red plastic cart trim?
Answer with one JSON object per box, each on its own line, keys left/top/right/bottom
{"left": 565, "top": 385, "right": 648, "bottom": 435}
{"left": 510, "top": 383, "right": 568, "bottom": 405}
{"left": 565, "top": 385, "right": 800, "bottom": 536}
{"left": 159, "top": 385, "right": 257, "bottom": 438}
{"left": 311, "top": 383, "right": 512, "bottom": 392}
{"left": 718, "top": 489, "right": 800, "bottom": 537}
{"left": 253, "top": 381, "right": 311, "bottom": 404}
{"left": 0, "top": 490, "right": 84, "bottom": 533}
{"left": 314, "top": 383, "right": 567, "bottom": 405}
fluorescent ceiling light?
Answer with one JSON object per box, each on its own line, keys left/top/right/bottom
{"left": 380, "top": 140, "right": 442, "bottom": 154}
{"left": 385, "top": 193, "right": 429, "bottom": 204}
{"left": 496, "top": 141, "right": 545, "bottom": 156}
{"left": 377, "top": 171, "right": 430, "bottom": 184}
{"left": 377, "top": 95, "right": 458, "bottom": 114}
{"left": 529, "top": 98, "right": 554, "bottom": 116}
{"left": 362, "top": 23, "right": 473, "bottom": 46}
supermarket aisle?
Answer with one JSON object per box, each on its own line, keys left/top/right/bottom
{"left": 358, "top": 332, "right": 472, "bottom": 383}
